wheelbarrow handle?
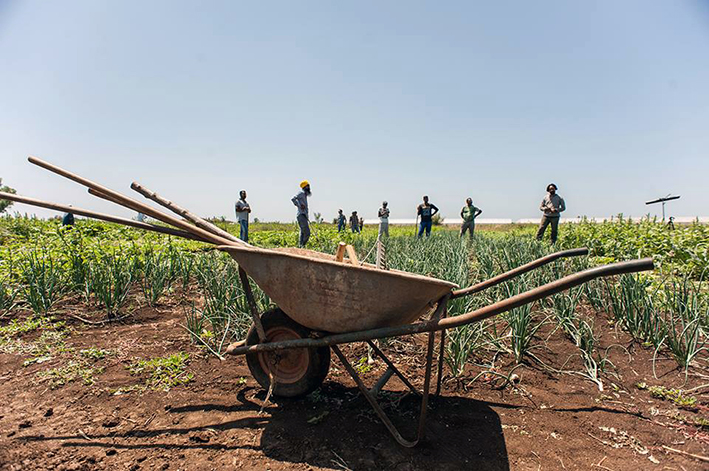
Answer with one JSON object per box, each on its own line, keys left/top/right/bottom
{"left": 450, "top": 247, "right": 589, "bottom": 299}
{"left": 441, "top": 257, "right": 653, "bottom": 329}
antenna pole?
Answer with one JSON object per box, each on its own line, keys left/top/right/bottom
{"left": 645, "top": 195, "right": 680, "bottom": 222}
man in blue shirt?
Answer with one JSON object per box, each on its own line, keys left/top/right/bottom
{"left": 416, "top": 195, "right": 439, "bottom": 238}
{"left": 336, "top": 209, "right": 346, "bottom": 232}
{"left": 291, "top": 181, "right": 311, "bottom": 247}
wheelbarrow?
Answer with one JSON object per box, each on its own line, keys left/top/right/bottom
{"left": 1, "top": 156, "right": 655, "bottom": 447}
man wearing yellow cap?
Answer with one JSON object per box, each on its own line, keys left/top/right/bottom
{"left": 291, "top": 180, "right": 312, "bottom": 247}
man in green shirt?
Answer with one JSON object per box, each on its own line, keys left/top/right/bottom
{"left": 460, "top": 198, "right": 482, "bottom": 239}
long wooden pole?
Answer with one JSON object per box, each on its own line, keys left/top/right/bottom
{"left": 130, "top": 181, "right": 246, "bottom": 245}
{"left": 27, "top": 155, "right": 234, "bottom": 246}
{"left": 0, "top": 191, "right": 204, "bottom": 241}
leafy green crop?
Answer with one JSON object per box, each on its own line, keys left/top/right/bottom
{"left": 558, "top": 216, "right": 709, "bottom": 279}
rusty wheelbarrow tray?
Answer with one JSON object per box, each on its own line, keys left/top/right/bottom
{"left": 0, "top": 156, "right": 655, "bottom": 447}
{"left": 218, "top": 244, "right": 458, "bottom": 333}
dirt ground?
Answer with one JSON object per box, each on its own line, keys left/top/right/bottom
{"left": 1, "top": 294, "right": 708, "bottom": 471}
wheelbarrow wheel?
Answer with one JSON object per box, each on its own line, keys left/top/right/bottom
{"left": 245, "top": 308, "right": 330, "bottom": 398}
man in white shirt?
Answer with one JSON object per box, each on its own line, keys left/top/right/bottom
{"left": 291, "top": 181, "right": 311, "bottom": 247}
{"left": 536, "top": 183, "right": 566, "bottom": 244}
{"left": 378, "top": 201, "right": 390, "bottom": 238}
{"left": 234, "top": 190, "right": 251, "bottom": 242}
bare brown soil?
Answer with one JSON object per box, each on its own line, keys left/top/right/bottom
{"left": 1, "top": 295, "right": 708, "bottom": 471}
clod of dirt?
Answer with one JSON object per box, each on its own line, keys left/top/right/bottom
{"left": 189, "top": 432, "right": 210, "bottom": 443}
{"left": 102, "top": 418, "right": 120, "bottom": 428}
{"left": 44, "top": 408, "right": 54, "bottom": 417}
{"left": 18, "top": 420, "right": 32, "bottom": 429}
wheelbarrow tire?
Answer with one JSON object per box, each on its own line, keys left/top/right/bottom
{"left": 245, "top": 308, "right": 330, "bottom": 398}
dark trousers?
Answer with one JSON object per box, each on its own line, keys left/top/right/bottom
{"left": 461, "top": 221, "right": 475, "bottom": 239}
{"left": 536, "top": 215, "right": 560, "bottom": 243}
{"left": 297, "top": 214, "right": 310, "bottom": 247}
{"left": 239, "top": 220, "right": 249, "bottom": 242}
{"left": 418, "top": 220, "right": 432, "bottom": 237}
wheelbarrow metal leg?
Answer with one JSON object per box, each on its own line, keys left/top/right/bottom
{"left": 366, "top": 340, "right": 418, "bottom": 395}
{"left": 434, "top": 304, "right": 448, "bottom": 397}
{"left": 435, "top": 329, "right": 446, "bottom": 396}
{"left": 417, "top": 329, "right": 435, "bottom": 441}
{"left": 370, "top": 367, "right": 395, "bottom": 396}
{"left": 332, "top": 332, "right": 436, "bottom": 448}
{"left": 238, "top": 267, "right": 266, "bottom": 342}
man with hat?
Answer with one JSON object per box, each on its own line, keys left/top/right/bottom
{"left": 536, "top": 183, "right": 566, "bottom": 244}
{"left": 292, "top": 180, "right": 312, "bottom": 247}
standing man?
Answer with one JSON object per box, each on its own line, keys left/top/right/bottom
{"left": 336, "top": 209, "right": 346, "bottom": 232}
{"left": 349, "top": 211, "right": 360, "bottom": 233}
{"left": 292, "top": 181, "right": 311, "bottom": 247}
{"left": 460, "top": 198, "right": 482, "bottom": 239}
{"left": 234, "top": 190, "right": 251, "bottom": 242}
{"left": 536, "top": 183, "right": 566, "bottom": 244}
{"left": 416, "top": 195, "right": 439, "bottom": 238}
{"left": 378, "top": 201, "right": 390, "bottom": 238}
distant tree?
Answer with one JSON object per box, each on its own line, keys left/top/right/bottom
{"left": 313, "top": 212, "right": 323, "bottom": 224}
{"left": 431, "top": 213, "right": 443, "bottom": 226}
{"left": 0, "top": 178, "right": 16, "bottom": 213}
{"left": 253, "top": 217, "right": 260, "bottom": 223}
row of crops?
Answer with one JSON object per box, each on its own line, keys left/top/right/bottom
{"left": 558, "top": 216, "right": 709, "bottom": 279}
{"left": 1, "top": 214, "right": 707, "bottom": 390}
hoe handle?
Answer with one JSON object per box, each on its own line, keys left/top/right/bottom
{"left": 27, "top": 155, "right": 233, "bottom": 246}
{"left": 0, "top": 191, "right": 202, "bottom": 241}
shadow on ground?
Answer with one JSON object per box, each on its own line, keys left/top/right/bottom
{"left": 20, "top": 383, "right": 509, "bottom": 470}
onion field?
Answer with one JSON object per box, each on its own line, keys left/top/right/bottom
{"left": 1, "top": 215, "right": 708, "bottom": 470}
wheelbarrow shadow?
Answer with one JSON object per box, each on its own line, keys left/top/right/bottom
{"left": 15, "top": 384, "right": 508, "bottom": 470}
{"left": 257, "top": 382, "right": 510, "bottom": 471}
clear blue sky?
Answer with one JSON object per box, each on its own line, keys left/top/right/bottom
{"left": 1, "top": 1, "right": 707, "bottom": 222}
